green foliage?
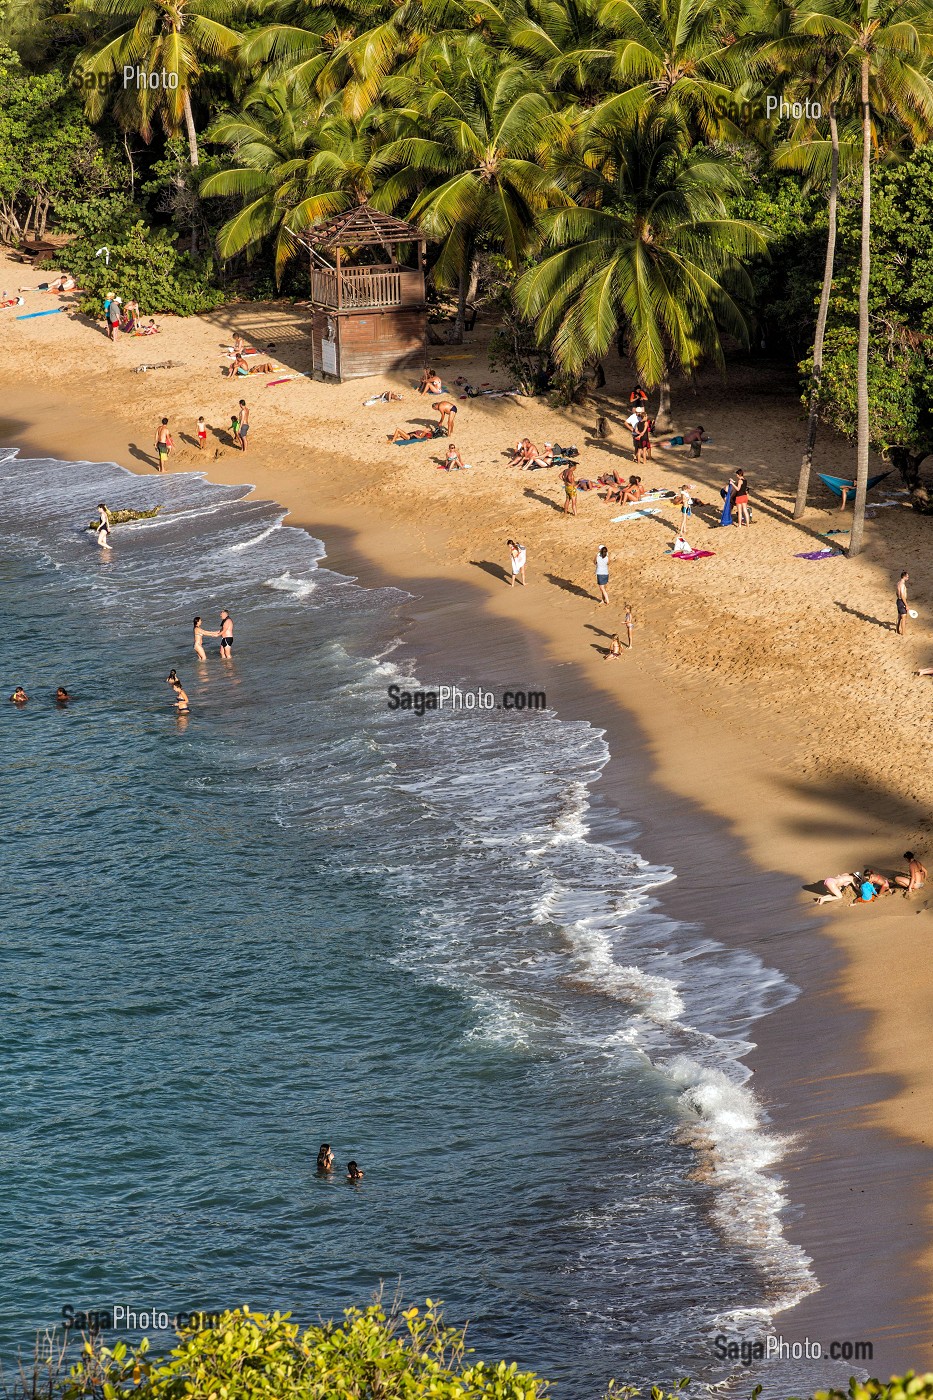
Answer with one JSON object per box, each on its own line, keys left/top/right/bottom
{"left": 0, "top": 45, "right": 126, "bottom": 243}
{"left": 730, "top": 171, "right": 826, "bottom": 358}
{"left": 64, "top": 1303, "right": 550, "bottom": 1400}
{"left": 64, "top": 221, "right": 224, "bottom": 315}
{"left": 801, "top": 147, "right": 933, "bottom": 457}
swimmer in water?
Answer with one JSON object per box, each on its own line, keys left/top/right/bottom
{"left": 316, "top": 1144, "right": 335, "bottom": 1174}
{"left": 346, "top": 1161, "right": 364, "bottom": 1182}
{"left": 171, "top": 680, "right": 190, "bottom": 713}
{"left": 10, "top": 686, "right": 27, "bottom": 704}
{"left": 55, "top": 687, "right": 70, "bottom": 705}
{"left": 165, "top": 669, "right": 179, "bottom": 686}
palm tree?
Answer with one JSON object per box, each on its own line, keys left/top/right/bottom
{"left": 515, "top": 113, "right": 767, "bottom": 412}
{"left": 788, "top": 0, "right": 933, "bottom": 552}
{"left": 201, "top": 82, "right": 390, "bottom": 280}
{"left": 67, "top": 0, "right": 243, "bottom": 167}
{"left": 380, "top": 37, "right": 571, "bottom": 340}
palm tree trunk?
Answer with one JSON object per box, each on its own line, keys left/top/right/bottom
{"left": 183, "top": 90, "right": 200, "bottom": 168}
{"left": 849, "top": 59, "right": 871, "bottom": 557}
{"left": 794, "top": 107, "right": 839, "bottom": 519}
{"left": 656, "top": 372, "right": 671, "bottom": 428}
{"left": 452, "top": 236, "right": 475, "bottom": 344}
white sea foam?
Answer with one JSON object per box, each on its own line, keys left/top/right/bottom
{"left": 264, "top": 571, "right": 316, "bottom": 599}
{"left": 227, "top": 517, "right": 286, "bottom": 551}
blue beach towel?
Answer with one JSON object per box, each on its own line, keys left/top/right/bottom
{"left": 16, "top": 307, "right": 64, "bottom": 320}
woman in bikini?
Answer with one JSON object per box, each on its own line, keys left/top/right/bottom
{"left": 732, "top": 469, "right": 750, "bottom": 526}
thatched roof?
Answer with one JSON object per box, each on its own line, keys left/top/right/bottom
{"left": 297, "top": 202, "right": 426, "bottom": 250}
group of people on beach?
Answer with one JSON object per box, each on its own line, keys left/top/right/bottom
{"left": 153, "top": 404, "right": 250, "bottom": 472}
{"left": 816, "top": 854, "right": 927, "bottom": 904}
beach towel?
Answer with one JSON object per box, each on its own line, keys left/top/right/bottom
{"left": 795, "top": 549, "right": 840, "bottom": 559}
{"left": 393, "top": 435, "right": 435, "bottom": 446}
{"left": 610, "top": 508, "right": 662, "bottom": 522}
{"left": 16, "top": 307, "right": 64, "bottom": 320}
{"left": 671, "top": 549, "right": 715, "bottom": 560}
{"left": 267, "top": 377, "right": 294, "bottom": 387}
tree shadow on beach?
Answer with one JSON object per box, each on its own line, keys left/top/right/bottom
{"left": 545, "top": 572, "right": 592, "bottom": 599}
{"left": 774, "top": 770, "right": 930, "bottom": 847}
{"left": 835, "top": 601, "right": 895, "bottom": 631}
{"left": 471, "top": 559, "right": 508, "bottom": 582}
{"left": 523, "top": 487, "right": 563, "bottom": 514}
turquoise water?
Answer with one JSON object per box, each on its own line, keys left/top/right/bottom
{"left": 0, "top": 450, "right": 811, "bottom": 1395}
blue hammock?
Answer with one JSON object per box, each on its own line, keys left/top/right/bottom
{"left": 818, "top": 471, "right": 891, "bottom": 501}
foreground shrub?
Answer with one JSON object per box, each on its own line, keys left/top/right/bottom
{"left": 64, "top": 222, "right": 224, "bottom": 318}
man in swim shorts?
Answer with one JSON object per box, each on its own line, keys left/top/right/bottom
{"left": 236, "top": 400, "right": 249, "bottom": 452}
{"left": 219, "top": 609, "right": 234, "bottom": 659}
{"left": 896, "top": 570, "right": 910, "bottom": 635}
{"left": 155, "top": 418, "right": 172, "bottom": 472}
{"left": 433, "top": 400, "right": 457, "bottom": 436}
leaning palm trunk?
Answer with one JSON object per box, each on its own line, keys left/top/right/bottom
{"left": 850, "top": 59, "right": 872, "bottom": 557}
{"left": 183, "top": 90, "right": 200, "bottom": 168}
{"left": 794, "top": 107, "right": 839, "bottom": 519}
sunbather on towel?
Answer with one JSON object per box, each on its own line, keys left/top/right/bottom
{"left": 387, "top": 425, "right": 435, "bottom": 443}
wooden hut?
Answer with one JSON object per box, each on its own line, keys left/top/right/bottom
{"left": 299, "top": 203, "right": 429, "bottom": 382}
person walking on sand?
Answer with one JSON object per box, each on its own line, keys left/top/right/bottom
{"left": 218, "top": 609, "right": 234, "bottom": 659}
{"left": 624, "top": 603, "right": 634, "bottom": 649}
{"left": 433, "top": 399, "right": 457, "bottom": 436}
{"left": 561, "top": 462, "right": 578, "bottom": 516}
{"left": 197, "top": 416, "right": 208, "bottom": 450}
{"left": 815, "top": 871, "right": 858, "bottom": 904}
{"left": 96, "top": 501, "right": 112, "bottom": 549}
{"left": 155, "top": 418, "right": 172, "bottom": 472}
{"left": 595, "top": 545, "right": 610, "bottom": 604}
{"left": 507, "top": 539, "right": 526, "bottom": 587}
{"left": 896, "top": 571, "right": 910, "bottom": 635}
{"left": 895, "top": 851, "right": 927, "bottom": 894}
{"left": 236, "top": 400, "right": 250, "bottom": 452}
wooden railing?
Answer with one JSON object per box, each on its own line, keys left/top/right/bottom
{"left": 310, "top": 265, "right": 424, "bottom": 310}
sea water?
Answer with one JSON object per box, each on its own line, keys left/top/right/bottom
{"left": 0, "top": 448, "right": 816, "bottom": 1396}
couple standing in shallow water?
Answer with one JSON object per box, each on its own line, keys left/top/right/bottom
{"left": 316, "top": 1144, "right": 363, "bottom": 1182}
{"left": 193, "top": 610, "right": 233, "bottom": 661}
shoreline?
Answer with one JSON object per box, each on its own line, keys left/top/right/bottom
{"left": 2, "top": 272, "right": 932, "bottom": 1379}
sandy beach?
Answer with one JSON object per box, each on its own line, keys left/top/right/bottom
{"left": 3, "top": 250, "right": 933, "bottom": 1377}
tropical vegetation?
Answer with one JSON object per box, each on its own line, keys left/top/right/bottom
{"left": 5, "top": 0, "right": 933, "bottom": 543}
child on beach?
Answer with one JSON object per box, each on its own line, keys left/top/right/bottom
{"left": 604, "top": 634, "right": 623, "bottom": 661}
{"left": 507, "top": 539, "right": 526, "bottom": 587}
{"left": 815, "top": 872, "right": 858, "bottom": 904}
{"left": 624, "top": 604, "right": 634, "bottom": 648}
{"left": 197, "top": 416, "right": 208, "bottom": 450}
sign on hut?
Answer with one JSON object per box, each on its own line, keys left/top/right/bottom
{"left": 299, "top": 203, "right": 430, "bottom": 383}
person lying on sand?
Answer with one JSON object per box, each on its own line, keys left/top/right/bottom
{"left": 20, "top": 274, "right": 76, "bottom": 294}
{"left": 815, "top": 872, "right": 858, "bottom": 904}
{"left": 0, "top": 295, "right": 24, "bottom": 307}
{"left": 364, "top": 391, "right": 403, "bottom": 405}
{"left": 387, "top": 425, "right": 435, "bottom": 442}
{"left": 895, "top": 852, "right": 927, "bottom": 894}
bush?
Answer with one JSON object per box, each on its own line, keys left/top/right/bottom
{"left": 64, "top": 1302, "right": 550, "bottom": 1400}
{"left": 64, "top": 221, "right": 225, "bottom": 318}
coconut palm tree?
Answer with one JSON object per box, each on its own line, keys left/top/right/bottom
{"left": 515, "top": 112, "right": 767, "bottom": 412}
{"left": 380, "top": 37, "right": 571, "bottom": 339}
{"left": 787, "top": 0, "right": 933, "bottom": 552}
{"left": 67, "top": 0, "right": 243, "bottom": 167}
{"left": 201, "top": 81, "right": 391, "bottom": 280}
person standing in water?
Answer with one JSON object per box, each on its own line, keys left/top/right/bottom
{"left": 96, "top": 502, "right": 112, "bottom": 549}
{"left": 192, "top": 616, "right": 214, "bottom": 661}
{"left": 171, "top": 679, "right": 190, "bottom": 713}
{"left": 346, "top": 1161, "right": 364, "bottom": 1182}
{"left": 316, "top": 1145, "right": 335, "bottom": 1174}
{"left": 219, "top": 609, "right": 234, "bottom": 659}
